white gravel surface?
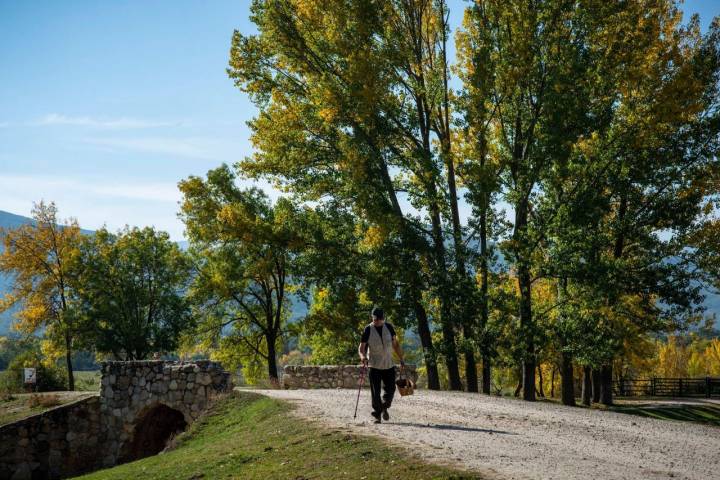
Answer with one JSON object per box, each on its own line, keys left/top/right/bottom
{"left": 251, "top": 388, "right": 720, "bottom": 480}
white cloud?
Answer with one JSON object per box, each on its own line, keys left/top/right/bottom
{"left": 34, "top": 113, "right": 181, "bottom": 129}
{"left": 0, "top": 174, "right": 282, "bottom": 241}
{"left": 0, "top": 175, "right": 181, "bottom": 204}
{"left": 0, "top": 174, "right": 185, "bottom": 239}
{"left": 83, "top": 137, "right": 242, "bottom": 161}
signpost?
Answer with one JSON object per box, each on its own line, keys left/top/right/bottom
{"left": 24, "top": 367, "right": 37, "bottom": 392}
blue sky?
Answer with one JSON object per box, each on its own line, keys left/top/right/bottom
{"left": 1, "top": 1, "right": 718, "bottom": 240}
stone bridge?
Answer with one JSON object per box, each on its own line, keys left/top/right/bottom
{"left": 100, "top": 360, "right": 233, "bottom": 465}
{"left": 1, "top": 360, "right": 233, "bottom": 480}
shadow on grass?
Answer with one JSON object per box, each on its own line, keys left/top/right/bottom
{"left": 611, "top": 405, "right": 720, "bottom": 426}
{"left": 392, "top": 421, "right": 517, "bottom": 435}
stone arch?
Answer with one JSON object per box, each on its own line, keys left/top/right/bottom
{"left": 99, "top": 360, "right": 233, "bottom": 467}
{"left": 118, "top": 402, "right": 188, "bottom": 463}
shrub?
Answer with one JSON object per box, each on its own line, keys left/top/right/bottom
{"left": 27, "top": 393, "right": 61, "bottom": 408}
{"left": 4, "top": 350, "right": 68, "bottom": 392}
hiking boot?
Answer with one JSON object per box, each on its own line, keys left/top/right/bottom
{"left": 382, "top": 407, "right": 390, "bottom": 421}
{"left": 371, "top": 411, "right": 382, "bottom": 423}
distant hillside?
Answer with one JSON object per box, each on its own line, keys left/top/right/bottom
{"left": 0, "top": 210, "right": 35, "bottom": 230}
{"left": 0, "top": 210, "right": 98, "bottom": 334}
{"left": 0, "top": 211, "right": 31, "bottom": 333}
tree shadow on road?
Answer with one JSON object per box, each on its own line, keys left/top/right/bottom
{"left": 391, "top": 421, "right": 516, "bottom": 435}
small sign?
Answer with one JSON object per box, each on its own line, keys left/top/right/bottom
{"left": 23, "top": 368, "right": 36, "bottom": 384}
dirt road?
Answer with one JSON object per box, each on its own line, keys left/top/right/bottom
{"left": 252, "top": 388, "right": 720, "bottom": 480}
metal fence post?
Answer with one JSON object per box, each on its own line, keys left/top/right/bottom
{"left": 651, "top": 377, "right": 656, "bottom": 396}
{"left": 679, "top": 378, "right": 683, "bottom": 397}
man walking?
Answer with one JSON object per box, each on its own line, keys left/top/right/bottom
{"left": 358, "top": 307, "right": 405, "bottom": 423}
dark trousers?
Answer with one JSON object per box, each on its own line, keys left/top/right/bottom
{"left": 369, "top": 367, "right": 396, "bottom": 414}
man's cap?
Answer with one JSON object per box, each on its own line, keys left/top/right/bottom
{"left": 371, "top": 307, "right": 384, "bottom": 319}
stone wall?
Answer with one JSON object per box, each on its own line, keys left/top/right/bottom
{"left": 100, "top": 360, "right": 233, "bottom": 467}
{"left": 1, "top": 360, "right": 233, "bottom": 480}
{"left": 282, "top": 364, "right": 417, "bottom": 389}
{"left": 0, "top": 396, "right": 103, "bottom": 480}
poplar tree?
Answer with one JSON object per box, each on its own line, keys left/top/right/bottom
{"left": 0, "top": 202, "right": 82, "bottom": 390}
{"left": 228, "top": 0, "right": 473, "bottom": 390}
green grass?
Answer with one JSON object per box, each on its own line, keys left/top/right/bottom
{"left": 532, "top": 394, "right": 720, "bottom": 427}
{"left": 75, "top": 371, "right": 101, "bottom": 391}
{"left": 0, "top": 394, "right": 50, "bottom": 425}
{"left": 0, "top": 392, "right": 94, "bottom": 426}
{"left": 610, "top": 404, "right": 720, "bottom": 426}
{"left": 74, "top": 392, "right": 482, "bottom": 480}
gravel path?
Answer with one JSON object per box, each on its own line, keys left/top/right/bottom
{"left": 251, "top": 388, "right": 720, "bottom": 480}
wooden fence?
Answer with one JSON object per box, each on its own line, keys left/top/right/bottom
{"left": 613, "top": 377, "right": 720, "bottom": 397}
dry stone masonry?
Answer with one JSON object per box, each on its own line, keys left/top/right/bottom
{"left": 1, "top": 360, "right": 233, "bottom": 480}
{"left": 0, "top": 396, "right": 103, "bottom": 480}
{"left": 100, "top": 360, "right": 233, "bottom": 467}
{"left": 282, "top": 364, "right": 417, "bottom": 389}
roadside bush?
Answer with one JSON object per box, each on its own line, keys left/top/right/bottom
{"left": 74, "top": 370, "right": 101, "bottom": 391}
{"left": 27, "top": 393, "right": 61, "bottom": 408}
{"left": 4, "top": 350, "right": 67, "bottom": 392}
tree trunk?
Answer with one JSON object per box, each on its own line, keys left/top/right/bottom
{"left": 537, "top": 365, "right": 545, "bottom": 397}
{"left": 600, "top": 364, "right": 613, "bottom": 406}
{"left": 550, "top": 365, "right": 556, "bottom": 398}
{"left": 415, "top": 301, "right": 440, "bottom": 390}
{"left": 592, "top": 368, "right": 601, "bottom": 403}
{"left": 560, "top": 351, "right": 575, "bottom": 406}
{"left": 429, "top": 201, "right": 461, "bottom": 391}
{"left": 266, "top": 332, "right": 278, "bottom": 382}
{"left": 465, "top": 347, "right": 478, "bottom": 392}
{"left": 481, "top": 355, "right": 491, "bottom": 394}
{"left": 582, "top": 366, "right": 592, "bottom": 406}
{"left": 519, "top": 265, "right": 535, "bottom": 401}
{"left": 514, "top": 193, "right": 535, "bottom": 401}
{"left": 478, "top": 136, "right": 491, "bottom": 396}
{"left": 437, "top": 2, "right": 474, "bottom": 393}
{"left": 65, "top": 332, "right": 75, "bottom": 391}
{"left": 442, "top": 321, "right": 463, "bottom": 390}
{"left": 514, "top": 364, "right": 523, "bottom": 397}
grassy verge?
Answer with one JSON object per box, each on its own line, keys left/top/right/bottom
{"left": 532, "top": 394, "right": 720, "bottom": 427}
{"left": 75, "top": 370, "right": 101, "bottom": 391}
{"left": 609, "top": 403, "right": 720, "bottom": 426}
{"left": 74, "top": 391, "right": 481, "bottom": 480}
{"left": 0, "top": 392, "right": 94, "bottom": 426}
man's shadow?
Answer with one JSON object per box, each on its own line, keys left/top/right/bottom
{"left": 391, "top": 421, "right": 516, "bottom": 435}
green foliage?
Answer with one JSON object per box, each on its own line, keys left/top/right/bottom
{"left": 454, "top": 0, "right": 720, "bottom": 400}
{"left": 0, "top": 201, "right": 83, "bottom": 390}
{"left": 0, "top": 334, "right": 37, "bottom": 371}
{"left": 229, "top": 0, "right": 490, "bottom": 389}
{"left": 301, "top": 328, "right": 356, "bottom": 365}
{"left": 74, "top": 370, "right": 101, "bottom": 392}
{"left": 73, "top": 226, "right": 193, "bottom": 360}
{"left": 1, "top": 347, "right": 67, "bottom": 393}
{"left": 179, "top": 165, "right": 304, "bottom": 381}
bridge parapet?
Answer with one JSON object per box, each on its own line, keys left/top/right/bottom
{"left": 1, "top": 360, "right": 233, "bottom": 479}
{"left": 99, "top": 360, "right": 233, "bottom": 466}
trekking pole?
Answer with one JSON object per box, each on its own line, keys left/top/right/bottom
{"left": 353, "top": 364, "right": 367, "bottom": 419}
